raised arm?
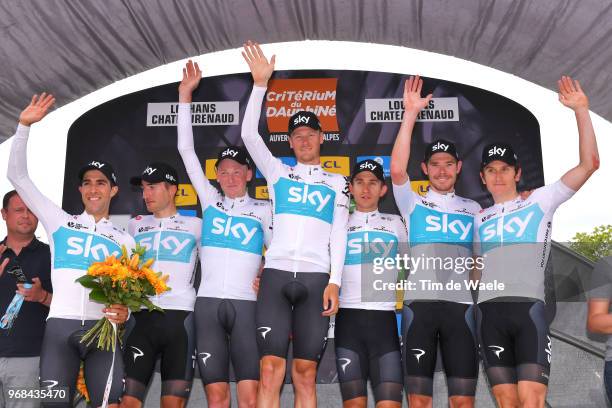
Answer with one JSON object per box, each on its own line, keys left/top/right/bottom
{"left": 240, "top": 41, "right": 282, "bottom": 181}
{"left": 177, "top": 60, "right": 219, "bottom": 205}
{"left": 390, "top": 76, "right": 432, "bottom": 185}
{"left": 558, "top": 76, "right": 600, "bottom": 191}
{"left": 7, "top": 94, "right": 64, "bottom": 231}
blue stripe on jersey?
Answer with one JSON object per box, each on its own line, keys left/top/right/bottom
{"left": 274, "top": 178, "right": 336, "bottom": 224}
{"left": 345, "top": 231, "right": 399, "bottom": 265}
{"left": 201, "top": 206, "right": 264, "bottom": 255}
{"left": 410, "top": 205, "right": 474, "bottom": 249}
{"left": 52, "top": 226, "right": 122, "bottom": 269}
{"left": 133, "top": 231, "right": 197, "bottom": 263}
{"left": 478, "top": 203, "right": 544, "bottom": 253}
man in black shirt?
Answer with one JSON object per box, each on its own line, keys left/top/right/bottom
{"left": 0, "top": 190, "right": 52, "bottom": 408}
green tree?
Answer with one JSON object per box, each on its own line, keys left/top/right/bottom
{"left": 570, "top": 225, "right": 612, "bottom": 261}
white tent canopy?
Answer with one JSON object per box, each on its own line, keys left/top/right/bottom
{"left": 1, "top": 0, "right": 612, "bottom": 141}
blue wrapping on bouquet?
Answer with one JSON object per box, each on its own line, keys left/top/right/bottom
{"left": 0, "top": 282, "right": 31, "bottom": 329}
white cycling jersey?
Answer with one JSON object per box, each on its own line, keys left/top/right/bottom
{"left": 393, "top": 180, "right": 481, "bottom": 304}
{"left": 474, "top": 180, "right": 575, "bottom": 303}
{"left": 128, "top": 213, "right": 201, "bottom": 310}
{"left": 242, "top": 86, "right": 350, "bottom": 286}
{"left": 7, "top": 124, "right": 136, "bottom": 321}
{"left": 340, "top": 210, "right": 407, "bottom": 311}
{"left": 177, "top": 103, "right": 272, "bottom": 301}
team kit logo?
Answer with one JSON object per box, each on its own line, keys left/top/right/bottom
{"left": 478, "top": 205, "right": 544, "bottom": 253}
{"left": 274, "top": 178, "right": 336, "bottom": 223}
{"left": 345, "top": 231, "right": 399, "bottom": 265}
{"left": 410, "top": 206, "right": 474, "bottom": 248}
{"left": 201, "top": 207, "right": 264, "bottom": 254}
{"left": 134, "top": 231, "right": 197, "bottom": 263}
{"left": 53, "top": 227, "right": 122, "bottom": 269}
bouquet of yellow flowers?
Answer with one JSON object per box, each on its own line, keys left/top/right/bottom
{"left": 75, "top": 244, "right": 170, "bottom": 351}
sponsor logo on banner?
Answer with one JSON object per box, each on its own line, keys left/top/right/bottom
{"left": 365, "top": 98, "right": 459, "bottom": 123}
{"left": 320, "top": 156, "right": 350, "bottom": 176}
{"left": 201, "top": 207, "right": 264, "bottom": 254}
{"left": 265, "top": 79, "right": 340, "bottom": 142}
{"left": 410, "top": 181, "right": 430, "bottom": 196}
{"left": 134, "top": 231, "right": 197, "bottom": 263}
{"left": 356, "top": 156, "right": 391, "bottom": 177}
{"left": 205, "top": 159, "right": 218, "bottom": 180}
{"left": 175, "top": 184, "right": 197, "bottom": 206}
{"left": 146, "top": 102, "right": 239, "bottom": 126}
{"left": 256, "top": 157, "right": 296, "bottom": 178}
{"left": 255, "top": 186, "right": 269, "bottom": 199}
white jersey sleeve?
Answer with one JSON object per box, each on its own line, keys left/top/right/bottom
{"left": 241, "top": 85, "right": 284, "bottom": 183}
{"left": 529, "top": 179, "right": 576, "bottom": 213}
{"left": 329, "top": 177, "right": 350, "bottom": 287}
{"left": 392, "top": 179, "right": 418, "bottom": 218}
{"left": 177, "top": 103, "right": 220, "bottom": 206}
{"left": 7, "top": 124, "right": 66, "bottom": 233}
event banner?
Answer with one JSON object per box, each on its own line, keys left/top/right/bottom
{"left": 63, "top": 70, "right": 543, "bottom": 216}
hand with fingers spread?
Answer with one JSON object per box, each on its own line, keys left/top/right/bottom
{"left": 558, "top": 75, "right": 589, "bottom": 112}
{"left": 19, "top": 93, "right": 55, "bottom": 127}
{"left": 178, "top": 60, "right": 202, "bottom": 103}
{"left": 403, "top": 75, "right": 433, "bottom": 115}
{"left": 242, "top": 40, "right": 276, "bottom": 87}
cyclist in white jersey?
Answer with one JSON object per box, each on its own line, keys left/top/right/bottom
{"left": 177, "top": 60, "right": 272, "bottom": 408}
{"left": 335, "top": 159, "right": 406, "bottom": 407}
{"left": 121, "top": 162, "right": 201, "bottom": 408}
{"left": 7, "top": 94, "right": 134, "bottom": 407}
{"left": 474, "top": 76, "right": 599, "bottom": 407}
{"left": 390, "top": 76, "right": 481, "bottom": 407}
{"left": 242, "top": 41, "right": 350, "bottom": 408}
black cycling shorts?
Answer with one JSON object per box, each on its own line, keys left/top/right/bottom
{"left": 334, "top": 308, "right": 403, "bottom": 403}
{"left": 256, "top": 268, "right": 330, "bottom": 362}
{"left": 401, "top": 301, "right": 478, "bottom": 397}
{"left": 195, "top": 297, "right": 260, "bottom": 384}
{"left": 39, "top": 318, "right": 124, "bottom": 408}
{"left": 123, "top": 309, "right": 195, "bottom": 400}
{"left": 476, "top": 299, "right": 551, "bottom": 386}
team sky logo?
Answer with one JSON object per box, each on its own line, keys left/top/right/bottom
{"left": 221, "top": 148, "right": 239, "bottom": 158}
{"left": 431, "top": 141, "right": 449, "bottom": 152}
{"left": 274, "top": 178, "right": 336, "bottom": 224}
{"left": 134, "top": 231, "right": 197, "bottom": 263}
{"left": 410, "top": 206, "right": 474, "bottom": 248}
{"left": 293, "top": 114, "right": 311, "bottom": 127}
{"left": 359, "top": 161, "right": 378, "bottom": 171}
{"left": 356, "top": 156, "right": 391, "bottom": 177}
{"left": 201, "top": 207, "right": 264, "bottom": 255}
{"left": 478, "top": 204, "right": 544, "bottom": 253}
{"left": 488, "top": 146, "right": 506, "bottom": 157}
{"left": 345, "top": 231, "right": 399, "bottom": 265}
{"left": 53, "top": 227, "right": 122, "bottom": 270}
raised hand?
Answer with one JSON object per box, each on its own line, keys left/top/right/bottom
{"left": 403, "top": 75, "right": 432, "bottom": 114}
{"left": 178, "top": 60, "right": 202, "bottom": 103}
{"left": 19, "top": 93, "right": 55, "bottom": 126}
{"left": 558, "top": 76, "right": 589, "bottom": 112}
{"left": 242, "top": 40, "right": 275, "bottom": 87}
